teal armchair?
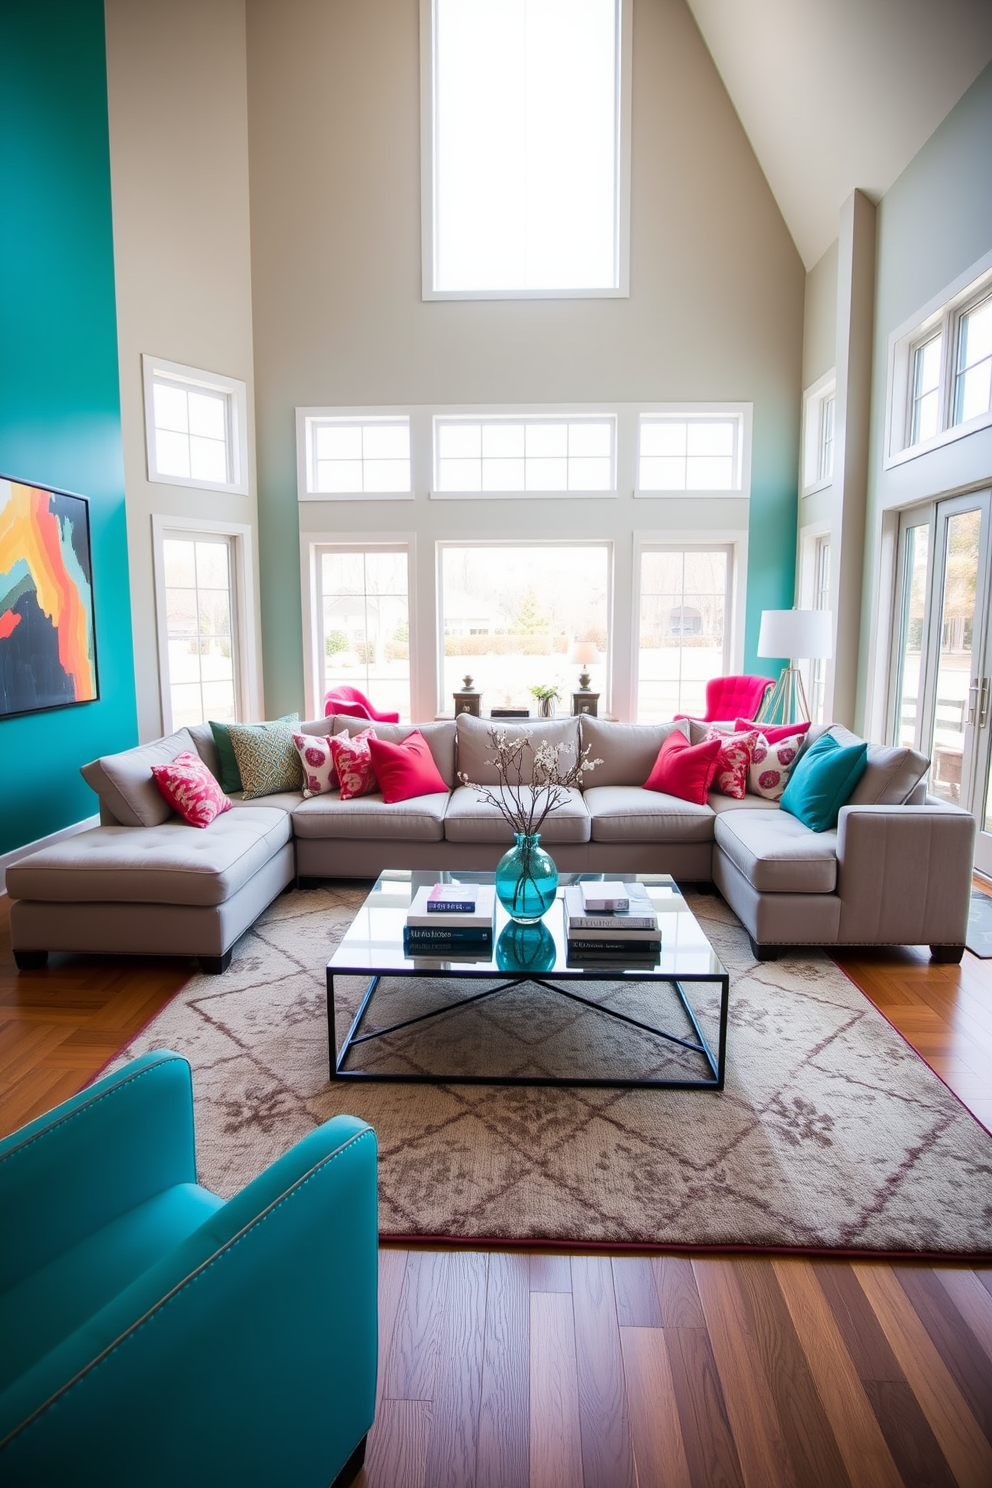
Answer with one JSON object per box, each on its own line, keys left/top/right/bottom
{"left": 0, "top": 1051, "right": 377, "bottom": 1487}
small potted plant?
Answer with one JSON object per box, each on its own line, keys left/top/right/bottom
{"left": 529, "top": 683, "right": 561, "bottom": 718}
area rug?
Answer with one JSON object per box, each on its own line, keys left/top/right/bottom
{"left": 109, "top": 885, "right": 992, "bottom": 1256}
{"left": 966, "top": 887, "right": 992, "bottom": 958}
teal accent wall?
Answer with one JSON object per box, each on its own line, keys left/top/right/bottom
{"left": 744, "top": 398, "right": 799, "bottom": 677}
{"left": 0, "top": 0, "right": 136, "bottom": 856}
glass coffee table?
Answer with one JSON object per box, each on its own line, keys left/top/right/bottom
{"left": 326, "top": 871, "right": 729, "bottom": 1091}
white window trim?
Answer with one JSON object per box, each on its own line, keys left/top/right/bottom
{"left": 628, "top": 531, "right": 746, "bottom": 722}
{"left": 435, "top": 537, "right": 614, "bottom": 717}
{"left": 634, "top": 404, "right": 752, "bottom": 499}
{"left": 884, "top": 247, "right": 992, "bottom": 469}
{"left": 296, "top": 402, "right": 752, "bottom": 502}
{"left": 431, "top": 411, "right": 617, "bottom": 500}
{"left": 801, "top": 370, "right": 836, "bottom": 495}
{"left": 150, "top": 514, "right": 261, "bottom": 735}
{"left": 300, "top": 533, "right": 419, "bottom": 722}
{"left": 296, "top": 407, "right": 415, "bottom": 501}
{"left": 419, "top": 0, "right": 632, "bottom": 302}
{"left": 142, "top": 355, "right": 249, "bottom": 495}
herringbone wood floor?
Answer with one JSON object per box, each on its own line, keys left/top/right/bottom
{"left": 2, "top": 890, "right": 991, "bottom": 1488}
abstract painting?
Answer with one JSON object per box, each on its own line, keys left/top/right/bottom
{"left": 0, "top": 475, "right": 99, "bottom": 719}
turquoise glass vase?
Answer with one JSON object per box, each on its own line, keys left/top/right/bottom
{"left": 494, "top": 832, "right": 558, "bottom": 924}
{"left": 496, "top": 920, "right": 557, "bottom": 973}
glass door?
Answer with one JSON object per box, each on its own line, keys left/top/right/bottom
{"left": 892, "top": 491, "right": 992, "bottom": 874}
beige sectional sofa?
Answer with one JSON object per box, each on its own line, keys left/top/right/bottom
{"left": 6, "top": 712, "right": 976, "bottom": 972}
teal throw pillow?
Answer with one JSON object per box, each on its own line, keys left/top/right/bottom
{"left": 779, "top": 731, "right": 868, "bottom": 833}
{"left": 210, "top": 713, "right": 299, "bottom": 793}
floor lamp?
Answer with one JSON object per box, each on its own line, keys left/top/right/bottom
{"left": 756, "top": 609, "right": 833, "bottom": 726}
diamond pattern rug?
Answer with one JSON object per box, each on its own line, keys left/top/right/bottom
{"left": 111, "top": 885, "right": 992, "bottom": 1255}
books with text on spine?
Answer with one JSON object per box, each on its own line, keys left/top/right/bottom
{"left": 427, "top": 883, "right": 479, "bottom": 913}
{"left": 403, "top": 927, "right": 493, "bottom": 957}
{"left": 405, "top": 884, "right": 496, "bottom": 931}
{"left": 564, "top": 885, "right": 657, "bottom": 932}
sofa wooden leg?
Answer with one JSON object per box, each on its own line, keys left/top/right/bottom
{"left": 14, "top": 949, "right": 48, "bottom": 970}
{"left": 748, "top": 935, "right": 779, "bottom": 961}
{"left": 199, "top": 950, "right": 233, "bottom": 974}
{"left": 330, "top": 1434, "right": 367, "bottom": 1488}
{"left": 929, "top": 944, "right": 965, "bottom": 963}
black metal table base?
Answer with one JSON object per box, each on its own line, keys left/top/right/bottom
{"left": 327, "top": 969, "right": 729, "bottom": 1091}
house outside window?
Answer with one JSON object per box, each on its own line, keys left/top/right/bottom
{"left": 636, "top": 545, "right": 732, "bottom": 720}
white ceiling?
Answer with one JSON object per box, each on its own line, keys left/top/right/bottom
{"left": 684, "top": 0, "right": 992, "bottom": 268}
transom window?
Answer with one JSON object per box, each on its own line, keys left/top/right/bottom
{"left": 304, "top": 416, "right": 411, "bottom": 496}
{"left": 911, "top": 333, "right": 942, "bottom": 445}
{"left": 434, "top": 416, "right": 614, "bottom": 493}
{"left": 637, "top": 415, "right": 741, "bottom": 493}
{"left": 142, "top": 356, "right": 247, "bottom": 494}
{"left": 423, "top": 0, "right": 630, "bottom": 298}
{"left": 954, "top": 294, "right": 992, "bottom": 425}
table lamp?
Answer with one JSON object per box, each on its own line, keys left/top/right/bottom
{"left": 570, "top": 640, "right": 599, "bottom": 691}
{"left": 756, "top": 609, "right": 833, "bottom": 725}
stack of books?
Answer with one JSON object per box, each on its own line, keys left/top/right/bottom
{"left": 564, "top": 881, "right": 660, "bottom": 961}
{"left": 403, "top": 882, "right": 496, "bottom": 957}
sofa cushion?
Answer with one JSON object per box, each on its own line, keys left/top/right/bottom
{"left": 644, "top": 731, "right": 722, "bottom": 804}
{"left": 368, "top": 730, "right": 449, "bottom": 802}
{"left": 292, "top": 791, "right": 448, "bottom": 842}
{"left": 210, "top": 714, "right": 299, "bottom": 793}
{"left": 455, "top": 714, "right": 580, "bottom": 787}
{"left": 5, "top": 807, "right": 292, "bottom": 907}
{"left": 781, "top": 732, "right": 868, "bottom": 832}
{"left": 714, "top": 809, "right": 838, "bottom": 893}
{"left": 80, "top": 729, "right": 198, "bottom": 828}
{"left": 443, "top": 786, "right": 590, "bottom": 844}
{"left": 328, "top": 717, "right": 457, "bottom": 789}
{"left": 578, "top": 716, "right": 688, "bottom": 787}
{"left": 227, "top": 720, "right": 304, "bottom": 799}
{"left": 823, "top": 725, "right": 930, "bottom": 806}
{"left": 583, "top": 786, "right": 715, "bottom": 843}
{"left": 150, "top": 751, "right": 232, "bottom": 828}
{"left": 328, "top": 727, "right": 378, "bottom": 800}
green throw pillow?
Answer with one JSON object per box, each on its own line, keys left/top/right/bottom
{"left": 210, "top": 714, "right": 299, "bottom": 793}
{"left": 225, "top": 720, "right": 304, "bottom": 800}
{"left": 780, "top": 731, "right": 868, "bottom": 833}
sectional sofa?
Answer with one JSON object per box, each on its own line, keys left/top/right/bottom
{"left": 6, "top": 712, "right": 976, "bottom": 971}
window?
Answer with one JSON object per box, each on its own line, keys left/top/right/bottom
{"left": 142, "top": 356, "right": 247, "bottom": 494}
{"left": 434, "top": 415, "right": 614, "bottom": 494}
{"left": 886, "top": 255, "right": 992, "bottom": 463}
{"left": 637, "top": 414, "right": 742, "bottom": 494}
{"left": 317, "top": 546, "right": 411, "bottom": 720}
{"left": 300, "top": 414, "right": 412, "bottom": 498}
{"left": 636, "top": 546, "right": 732, "bottom": 720}
{"left": 156, "top": 533, "right": 240, "bottom": 730}
{"left": 801, "top": 373, "right": 836, "bottom": 492}
{"left": 438, "top": 543, "right": 610, "bottom": 712}
{"left": 422, "top": 0, "right": 631, "bottom": 298}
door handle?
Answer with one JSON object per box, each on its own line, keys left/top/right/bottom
{"left": 980, "top": 676, "right": 990, "bottom": 730}
{"left": 968, "top": 678, "right": 980, "bottom": 725}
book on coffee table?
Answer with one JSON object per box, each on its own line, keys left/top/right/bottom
{"left": 564, "top": 884, "right": 657, "bottom": 931}
{"left": 427, "top": 883, "right": 479, "bottom": 913}
{"left": 579, "top": 880, "right": 630, "bottom": 913}
{"left": 403, "top": 925, "right": 494, "bottom": 954}
{"left": 406, "top": 884, "right": 495, "bottom": 931}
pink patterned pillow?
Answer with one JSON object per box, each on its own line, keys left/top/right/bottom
{"left": 292, "top": 732, "right": 338, "bottom": 798}
{"left": 748, "top": 731, "right": 806, "bottom": 800}
{"left": 706, "top": 727, "right": 760, "bottom": 799}
{"left": 150, "top": 751, "right": 232, "bottom": 828}
{"left": 328, "top": 727, "right": 379, "bottom": 801}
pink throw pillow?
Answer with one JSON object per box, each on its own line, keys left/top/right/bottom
{"left": 367, "top": 730, "right": 448, "bottom": 803}
{"left": 151, "top": 751, "right": 232, "bottom": 828}
{"left": 706, "top": 727, "right": 760, "bottom": 800}
{"left": 748, "top": 731, "right": 806, "bottom": 800}
{"left": 735, "top": 717, "right": 812, "bottom": 744}
{"left": 643, "top": 731, "right": 722, "bottom": 805}
{"left": 292, "top": 732, "right": 338, "bottom": 798}
{"left": 328, "top": 727, "right": 378, "bottom": 800}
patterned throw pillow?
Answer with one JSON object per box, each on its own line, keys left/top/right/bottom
{"left": 328, "top": 728, "right": 378, "bottom": 801}
{"left": 150, "top": 751, "right": 232, "bottom": 828}
{"left": 706, "top": 727, "right": 760, "bottom": 799}
{"left": 292, "top": 732, "right": 338, "bottom": 798}
{"left": 226, "top": 721, "right": 304, "bottom": 800}
{"left": 748, "top": 731, "right": 806, "bottom": 801}
{"left": 209, "top": 713, "right": 300, "bottom": 793}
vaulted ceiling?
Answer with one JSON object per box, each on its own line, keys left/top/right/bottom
{"left": 685, "top": 0, "right": 992, "bottom": 268}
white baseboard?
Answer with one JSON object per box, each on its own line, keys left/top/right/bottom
{"left": 1, "top": 815, "right": 100, "bottom": 895}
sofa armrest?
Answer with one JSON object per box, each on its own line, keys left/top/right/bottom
{"left": 835, "top": 802, "right": 976, "bottom": 945}
{"left": 0, "top": 1051, "right": 196, "bottom": 1289}
{"left": 1, "top": 1117, "right": 378, "bottom": 1487}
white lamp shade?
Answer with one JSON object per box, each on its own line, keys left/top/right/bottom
{"left": 757, "top": 609, "right": 833, "bottom": 660}
{"left": 569, "top": 640, "right": 599, "bottom": 666}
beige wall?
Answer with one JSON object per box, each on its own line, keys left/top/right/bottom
{"left": 246, "top": 0, "right": 806, "bottom": 718}
{"left": 105, "top": 0, "right": 260, "bottom": 740}
{"left": 802, "top": 239, "right": 838, "bottom": 390}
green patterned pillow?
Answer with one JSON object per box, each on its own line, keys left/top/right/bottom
{"left": 210, "top": 713, "right": 299, "bottom": 793}
{"left": 226, "top": 720, "right": 303, "bottom": 799}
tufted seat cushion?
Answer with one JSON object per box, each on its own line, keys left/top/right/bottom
{"left": 583, "top": 786, "right": 715, "bottom": 843}
{"left": 4, "top": 807, "right": 292, "bottom": 907}
{"left": 292, "top": 790, "right": 449, "bottom": 841}
{"left": 443, "top": 786, "right": 590, "bottom": 844}
{"left": 714, "top": 807, "right": 838, "bottom": 893}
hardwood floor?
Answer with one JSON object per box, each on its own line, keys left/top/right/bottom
{"left": 2, "top": 891, "right": 990, "bottom": 1487}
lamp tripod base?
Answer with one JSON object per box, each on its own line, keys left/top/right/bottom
{"left": 755, "top": 666, "right": 811, "bottom": 728}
